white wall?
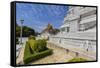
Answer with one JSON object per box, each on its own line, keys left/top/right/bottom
{"left": 0, "top": 0, "right": 99, "bottom": 68}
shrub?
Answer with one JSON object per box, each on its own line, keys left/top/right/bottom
{"left": 27, "top": 39, "right": 48, "bottom": 53}
{"left": 16, "top": 37, "right": 19, "bottom": 44}
{"left": 68, "top": 58, "right": 87, "bottom": 62}
{"left": 37, "top": 39, "right": 48, "bottom": 52}
{"left": 28, "top": 35, "right": 36, "bottom": 40}
{"left": 24, "top": 49, "right": 53, "bottom": 64}
{"left": 24, "top": 38, "right": 52, "bottom": 64}
{"left": 28, "top": 39, "right": 39, "bottom": 53}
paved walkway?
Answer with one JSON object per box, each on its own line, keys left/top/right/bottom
{"left": 32, "top": 42, "right": 73, "bottom": 64}
{"left": 16, "top": 38, "right": 28, "bottom": 65}
{"left": 16, "top": 40, "right": 95, "bottom": 65}
{"left": 16, "top": 44, "right": 25, "bottom": 65}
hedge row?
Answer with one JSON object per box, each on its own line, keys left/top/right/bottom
{"left": 24, "top": 43, "right": 52, "bottom": 64}
{"left": 24, "top": 42, "right": 32, "bottom": 60}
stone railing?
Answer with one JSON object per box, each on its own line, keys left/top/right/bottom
{"left": 49, "top": 36, "right": 96, "bottom": 59}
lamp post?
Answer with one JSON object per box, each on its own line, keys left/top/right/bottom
{"left": 17, "top": 19, "right": 24, "bottom": 60}
{"left": 20, "top": 19, "right": 24, "bottom": 45}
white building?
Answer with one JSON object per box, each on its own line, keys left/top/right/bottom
{"left": 49, "top": 6, "right": 97, "bottom": 60}
{"left": 41, "top": 32, "right": 50, "bottom": 39}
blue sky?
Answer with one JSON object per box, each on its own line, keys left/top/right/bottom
{"left": 16, "top": 3, "right": 68, "bottom": 32}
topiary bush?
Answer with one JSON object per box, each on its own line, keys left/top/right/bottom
{"left": 28, "top": 35, "right": 36, "bottom": 40}
{"left": 27, "top": 38, "right": 48, "bottom": 53}
{"left": 36, "top": 39, "right": 48, "bottom": 52}
{"left": 28, "top": 39, "right": 39, "bottom": 53}
{"left": 23, "top": 37, "right": 53, "bottom": 64}
{"left": 68, "top": 58, "right": 87, "bottom": 62}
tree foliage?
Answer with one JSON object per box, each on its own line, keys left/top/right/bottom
{"left": 16, "top": 25, "right": 36, "bottom": 37}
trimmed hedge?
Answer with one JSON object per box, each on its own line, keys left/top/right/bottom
{"left": 68, "top": 58, "right": 87, "bottom": 62}
{"left": 36, "top": 39, "right": 48, "bottom": 52}
{"left": 24, "top": 48, "right": 53, "bottom": 64}
{"left": 24, "top": 42, "right": 32, "bottom": 60}
{"left": 23, "top": 38, "right": 53, "bottom": 64}
{"left": 28, "top": 35, "right": 36, "bottom": 40}
{"left": 28, "top": 39, "right": 48, "bottom": 53}
{"left": 28, "top": 39, "right": 38, "bottom": 53}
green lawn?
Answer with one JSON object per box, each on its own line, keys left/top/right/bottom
{"left": 68, "top": 57, "right": 87, "bottom": 62}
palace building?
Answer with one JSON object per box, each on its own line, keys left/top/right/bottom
{"left": 49, "top": 6, "right": 97, "bottom": 60}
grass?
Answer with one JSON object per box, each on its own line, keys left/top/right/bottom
{"left": 68, "top": 57, "right": 87, "bottom": 62}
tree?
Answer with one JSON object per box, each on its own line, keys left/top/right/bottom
{"left": 16, "top": 24, "right": 36, "bottom": 37}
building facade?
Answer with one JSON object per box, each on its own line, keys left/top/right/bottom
{"left": 49, "top": 6, "right": 97, "bottom": 60}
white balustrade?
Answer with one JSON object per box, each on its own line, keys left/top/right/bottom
{"left": 49, "top": 36, "right": 96, "bottom": 53}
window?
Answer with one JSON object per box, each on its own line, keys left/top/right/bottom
{"left": 67, "top": 27, "right": 70, "bottom": 32}
{"left": 61, "top": 28, "right": 65, "bottom": 31}
{"left": 79, "top": 21, "right": 96, "bottom": 31}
